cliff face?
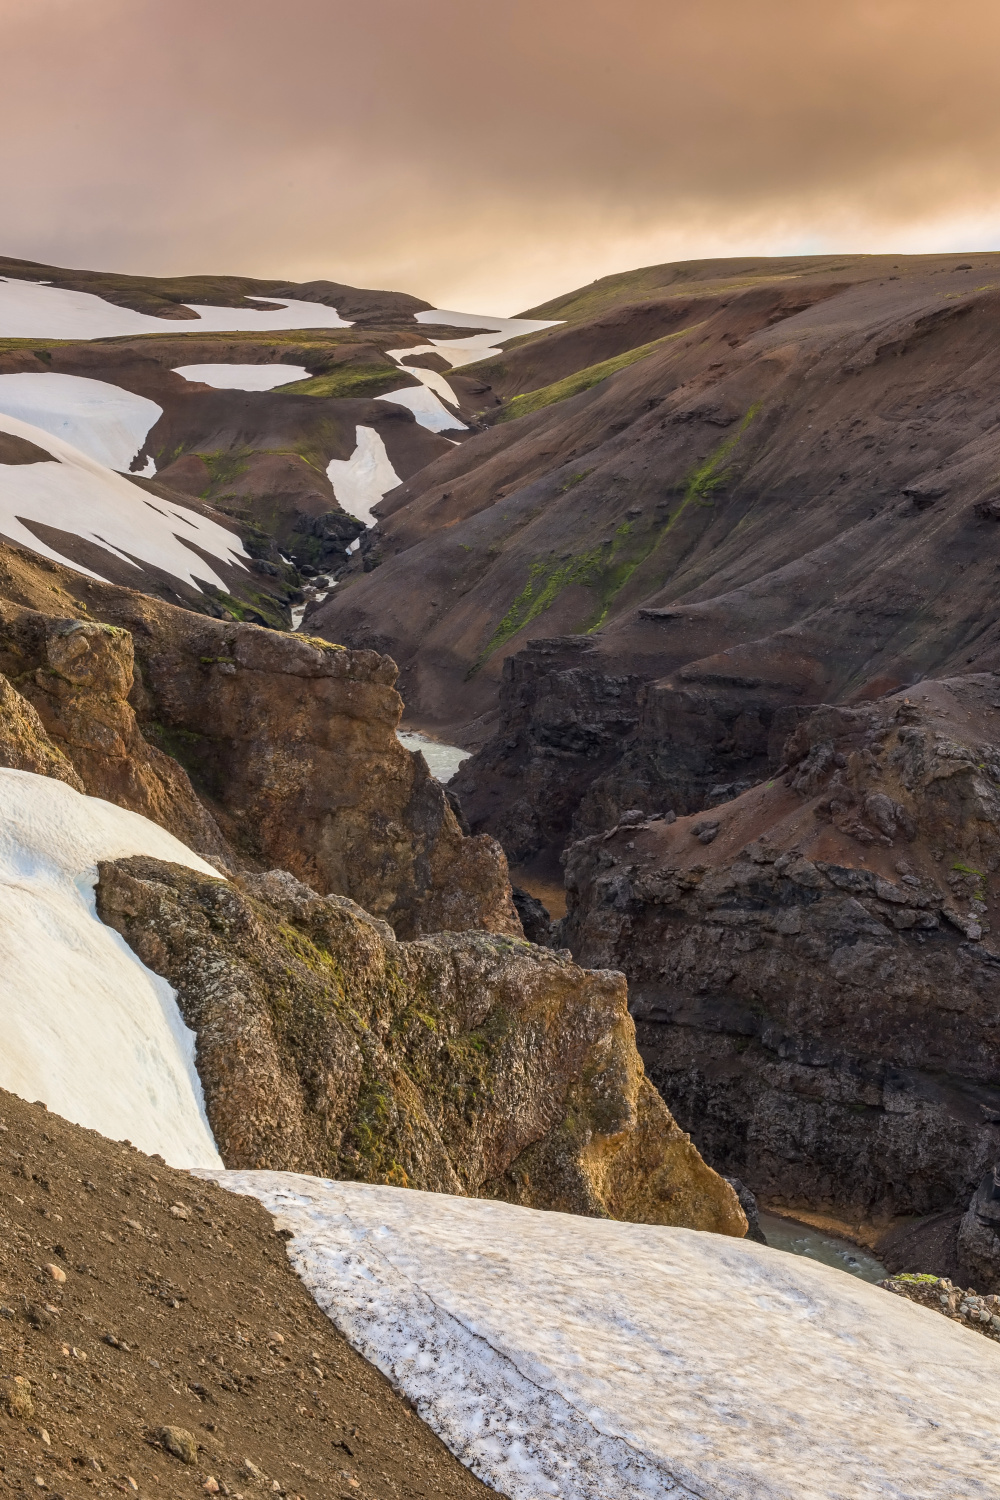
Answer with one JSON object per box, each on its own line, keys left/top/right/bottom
{"left": 95, "top": 855, "right": 745, "bottom": 1235}
{"left": 561, "top": 675, "right": 1000, "bottom": 1223}
{"left": 0, "top": 575, "right": 519, "bottom": 939}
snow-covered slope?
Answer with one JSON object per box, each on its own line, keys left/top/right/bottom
{"left": 0, "top": 372, "right": 161, "bottom": 471}
{"left": 326, "top": 426, "right": 401, "bottom": 526}
{"left": 0, "top": 769, "right": 222, "bottom": 1168}
{"left": 172, "top": 363, "right": 310, "bottom": 391}
{"left": 213, "top": 1174, "right": 1000, "bottom": 1500}
{"left": 0, "top": 277, "right": 351, "bottom": 338}
{"left": 0, "top": 412, "right": 249, "bottom": 589}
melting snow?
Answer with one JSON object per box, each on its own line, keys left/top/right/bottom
{"left": 0, "top": 769, "right": 222, "bottom": 1168}
{"left": 172, "top": 363, "right": 310, "bottom": 391}
{"left": 375, "top": 380, "right": 466, "bottom": 433}
{"left": 0, "top": 412, "right": 249, "bottom": 590}
{"left": 210, "top": 1174, "right": 1000, "bottom": 1500}
{"left": 397, "top": 731, "right": 470, "bottom": 783}
{"left": 0, "top": 372, "right": 162, "bottom": 472}
{"left": 326, "top": 426, "right": 401, "bottom": 527}
{"left": 0, "top": 277, "right": 352, "bottom": 339}
{"left": 413, "top": 307, "right": 562, "bottom": 370}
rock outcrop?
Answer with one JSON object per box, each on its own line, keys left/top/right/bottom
{"left": 880, "top": 1273, "right": 1000, "bottom": 1340}
{"left": 0, "top": 579, "right": 520, "bottom": 939}
{"left": 0, "top": 671, "right": 83, "bottom": 789}
{"left": 95, "top": 854, "right": 746, "bottom": 1236}
{"left": 561, "top": 675, "right": 1000, "bottom": 1223}
{"left": 957, "top": 1164, "right": 1000, "bottom": 1291}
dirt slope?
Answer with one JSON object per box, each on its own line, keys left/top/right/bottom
{"left": 0, "top": 1087, "right": 487, "bottom": 1500}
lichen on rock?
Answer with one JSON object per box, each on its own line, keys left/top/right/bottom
{"left": 95, "top": 855, "right": 745, "bottom": 1235}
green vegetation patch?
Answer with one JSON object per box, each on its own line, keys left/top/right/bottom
{"left": 496, "top": 329, "right": 694, "bottom": 423}
{"left": 276, "top": 363, "right": 412, "bottom": 400}
{"left": 472, "top": 403, "right": 761, "bottom": 667}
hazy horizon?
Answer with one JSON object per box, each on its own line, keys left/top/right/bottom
{"left": 3, "top": 0, "right": 998, "bottom": 315}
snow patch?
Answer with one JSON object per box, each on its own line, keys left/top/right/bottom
{"left": 209, "top": 1175, "right": 1000, "bottom": 1500}
{"left": 172, "top": 363, "right": 310, "bottom": 392}
{"left": 0, "top": 277, "right": 351, "bottom": 340}
{"left": 0, "top": 769, "right": 222, "bottom": 1168}
{"left": 397, "top": 732, "right": 470, "bottom": 783}
{"left": 0, "top": 412, "right": 249, "bottom": 591}
{"left": 0, "top": 373, "right": 162, "bottom": 472}
{"left": 326, "top": 426, "right": 401, "bottom": 527}
{"left": 375, "top": 380, "right": 466, "bottom": 433}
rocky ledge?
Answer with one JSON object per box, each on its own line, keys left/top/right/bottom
{"left": 95, "top": 854, "right": 746, "bottom": 1235}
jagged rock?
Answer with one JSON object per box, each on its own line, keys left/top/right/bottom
{"left": 562, "top": 675, "right": 1000, "bottom": 1221}
{"left": 95, "top": 854, "right": 746, "bottom": 1236}
{"left": 724, "top": 1177, "right": 766, "bottom": 1244}
{"left": 16, "top": 619, "right": 230, "bottom": 864}
{"left": 0, "top": 672, "right": 83, "bottom": 789}
{"left": 879, "top": 1274, "right": 1000, "bottom": 1341}
{"left": 511, "top": 886, "right": 556, "bottom": 946}
{"left": 0, "top": 594, "right": 520, "bottom": 940}
{"left": 957, "top": 1164, "right": 1000, "bottom": 1292}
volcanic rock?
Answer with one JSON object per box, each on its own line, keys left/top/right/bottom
{"left": 95, "top": 854, "right": 745, "bottom": 1234}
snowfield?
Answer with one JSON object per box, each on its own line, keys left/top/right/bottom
{"left": 212, "top": 1174, "right": 1000, "bottom": 1500}
{"left": 172, "top": 363, "right": 310, "bottom": 391}
{"left": 0, "top": 372, "right": 162, "bottom": 471}
{"left": 0, "top": 413, "right": 249, "bottom": 590}
{"left": 0, "top": 769, "right": 222, "bottom": 1168}
{"left": 326, "top": 426, "right": 401, "bottom": 526}
{"left": 413, "top": 307, "right": 562, "bottom": 370}
{"left": 0, "top": 277, "right": 352, "bottom": 339}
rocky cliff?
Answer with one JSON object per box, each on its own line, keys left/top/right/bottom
{"left": 0, "top": 559, "right": 519, "bottom": 938}
{"left": 561, "top": 674, "right": 1000, "bottom": 1224}
{"left": 95, "top": 855, "right": 745, "bottom": 1235}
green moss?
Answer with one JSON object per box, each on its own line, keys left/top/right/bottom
{"left": 470, "top": 403, "right": 761, "bottom": 666}
{"left": 276, "top": 363, "right": 409, "bottom": 400}
{"left": 199, "top": 450, "right": 252, "bottom": 494}
{"left": 496, "top": 328, "right": 694, "bottom": 423}
{"left": 896, "top": 1272, "right": 942, "bottom": 1284}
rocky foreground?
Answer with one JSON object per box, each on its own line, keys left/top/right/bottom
{"left": 0, "top": 1088, "right": 485, "bottom": 1500}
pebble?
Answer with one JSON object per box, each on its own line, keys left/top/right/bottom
{"left": 203, "top": 1480, "right": 220, "bottom": 1494}
{"left": 5, "top": 1375, "right": 35, "bottom": 1419}
{"left": 170, "top": 1204, "right": 191, "bottom": 1221}
{"left": 45, "top": 1263, "right": 66, "bottom": 1284}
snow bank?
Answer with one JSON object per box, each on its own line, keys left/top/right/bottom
{"left": 172, "top": 363, "right": 310, "bottom": 391}
{"left": 0, "top": 277, "right": 351, "bottom": 339}
{"left": 326, "top": 426, "right": 401, "bottom": 526}
{"left": 211, "top": 1174, "right": 1000, "bottom": 1500}
{"left": 0, "top": 769, "right": 222, "bottom": 1168}
{"left": 0, "top": 412, "right": 249, "bottom": 590}
{"left": 0, "top": 373, "right": 161, "bottom": 471}
{"left": 412, "top": 308, "right": 562, "bottom": 371}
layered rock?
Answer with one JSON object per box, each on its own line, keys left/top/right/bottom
{"left": 95, "top": 854, "right": 745, "bottom": 1235}
{"left": 0, "top": 581, "right": 519, "bottom": 938}
{"left": 562, "top": 675, "right": 1000, "bottom": 1222}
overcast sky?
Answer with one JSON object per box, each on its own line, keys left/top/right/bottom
{"left": 2, "top": 0, "right": 998, "bottom": 313}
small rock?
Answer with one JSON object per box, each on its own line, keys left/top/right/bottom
{"left": 127, "top": 1480, "right": 139, "bottom": 1493}
{"left": 45, "top": 1262, "right": 67, "bottom": 1283}
{"left": 242, "top": 1459, "right": 265, "bottom": 1482}
{"left": 204, "top": 1480, "right": 221, "bottom": 1494}
{"left": 169, "top": 1204, "right": 191, "bottom": 1221}
{"left": 157, "top": 1425, "right": 199, "bottom": 1465}
{"left": 6, "top": 1375, "right": 34, "bottom": 1418}
{"left": 268, "top": 1332, "right": 284, "bottom": 1345}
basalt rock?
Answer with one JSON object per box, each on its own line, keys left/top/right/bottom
{"left": 957, "top": 1164, "right": 1000, "bottom": 1292}
{"left": 95, "top": 855, "right": 745, "bottom": 1236}
{"left": 562, "top": 674, "right": 1000, "bottom": 1222}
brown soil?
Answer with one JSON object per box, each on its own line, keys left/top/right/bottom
{"left": 0, "top": 1088, "right": 488, "bottom": 1500}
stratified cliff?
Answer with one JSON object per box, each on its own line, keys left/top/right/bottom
{"left": 562, "top": 674, "right": 1000, "bottom": 1224}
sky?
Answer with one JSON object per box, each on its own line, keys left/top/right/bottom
{"left": 2, "top": 0, "right": 999, "bottom": 314}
